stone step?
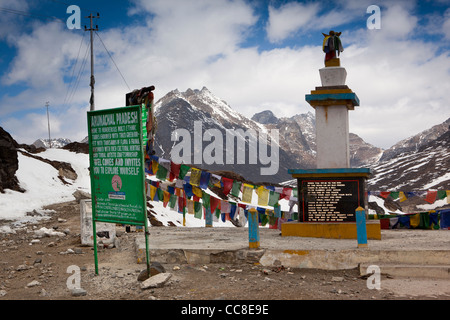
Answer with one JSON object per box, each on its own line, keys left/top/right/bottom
{"left": 359, "top": 264, "right": 450, "bottom": 279}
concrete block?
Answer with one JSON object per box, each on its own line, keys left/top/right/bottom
{"left": 80, "top": 200, "right": 116, "bottom": 246}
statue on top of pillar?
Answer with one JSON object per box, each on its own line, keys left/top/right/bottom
{"left": 322, "top": 31, "right": 344, "bottom": 67}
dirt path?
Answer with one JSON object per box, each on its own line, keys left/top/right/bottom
{"left": 1, "top": 200, "right": 449, "bottom": 301}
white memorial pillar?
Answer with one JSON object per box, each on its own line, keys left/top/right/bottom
{"left": 305, "top": 58, "right": 359, "bottom": 169}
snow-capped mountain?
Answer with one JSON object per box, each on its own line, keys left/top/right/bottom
{"left": 368, "top": 123, "right": 450, "bottom": 191}
{"left": 153, "top": 87, "right": 384, "bottom": 183}
{"left": 32, "top": 138, "right": 72, "bottom": 149}
{"left": 154, "top": 87, "right": 292, "bottom": 183}
{"left": 379, "top": 118, "right": 450, "bottom": 162}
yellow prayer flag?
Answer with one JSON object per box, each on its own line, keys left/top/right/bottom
{"left": 242, "top": 184, "right": 253, "bottom": 203}
{"left": 257, "top": 186, "right": 269, "bottom": 206}
{"left": 190, "top": 168, "right": 201, "bottom": 186}
{"left": 447, "top": 190, "right": 450, "bottom": 204}
{"left": 152, "top": 160, "right": 158, "bottom": 174}
{"left": 192, "top": 186, "right": 203, "bottom": 198}
{"left": 410, "top": 213, "right": 420, "bottom": 228}
{"left": 150, "top": 185, "right": 157, "bottom": 200}
{"left": 399, "top": 191, "right": 407, "bottom": 202}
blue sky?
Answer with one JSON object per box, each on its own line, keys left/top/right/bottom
{"left": 0, "top": 0, "right": 449, "bottom": 149}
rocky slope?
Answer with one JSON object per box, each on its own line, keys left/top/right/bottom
{"left": 368, "top": 128, "right": 450, "bottom": 191}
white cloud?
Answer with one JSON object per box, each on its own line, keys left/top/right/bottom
{"left": 378, "top": 4, "right": 418, "bottom": 39}
{"left": 2, "top": 22, "right": 82, "bottom": 88}
{"left": 265, "top": 2, "right": 320, "bottom": 43}
{"left": 0, "top": 0, "right": 30, "bottom": 40}
{"left": 0, "top": 0, "right": 449, "bottom": 151}
{"left": 443, "top": 8, "right": 450, "bottom": 39}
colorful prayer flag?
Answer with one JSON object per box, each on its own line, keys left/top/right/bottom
{"left": 190, "top": 168, "right": 201, "bottom": 186}
{"left": 156, "top": 164, "right": 168, "bottom": 181}
{"left": 399, "top": 191, "right": 407, "bottom": 202}
{"left": 163, "top": 191, "right": 171, "bottom": 207}
{"left": 202, "top": 192, "right": 210, "bottom": 208}
{"left": 268, "top": 191, "right": 280, "bottom": 207}
{"left": 210, "top": 196, "right": 220, "bottom": 213}
{"left": 242, "top": 183, "right": 254, "bottom": 203}
{"left": 221, "top": 177, "right": 233, "bottom": 195}
{"left": 199, "top": 170, "right": 211, "bottom": 189}
{"left": 231, "top": 180, "right": 242, "bottom": 197}
{"left": 194, "top": 201, "right": 202, "bottom": 219}
{"left": 187, "top": 199, "right": 194, "bottom": 215}
{"left": 257, "top": 186, "right": 269, "bottom": 206}
{"left": 179, "top": 164, "right": 190, "bottom": 180}
{"left": 425, "top": 190, "right": 437, "bottom": 204}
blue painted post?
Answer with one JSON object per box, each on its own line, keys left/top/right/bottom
{"left": 248, "top": 208, "right": 260, "bottom": 249}
{"left": 355, "top": 206, "right": 368, "bottom": 248}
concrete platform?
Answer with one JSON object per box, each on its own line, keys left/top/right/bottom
{"left": 135, "top": 227, "right": 450, "bottom": 278}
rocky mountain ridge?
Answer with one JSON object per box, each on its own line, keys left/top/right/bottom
{"left": 152, "top": 87, "right": 449, "bottom": 187}
{"left": 32, "top": 138, "right": 72, "bottom": 149}
{"left": 24, "top": 87, "right": 449, "bottom": 190}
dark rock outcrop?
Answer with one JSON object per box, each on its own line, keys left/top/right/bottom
{"left": 0, "top": 127, "right": 23, "bottom": 193}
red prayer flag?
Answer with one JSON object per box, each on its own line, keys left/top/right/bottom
{"left": 280, "top": 188, "right": 292, "bottom": 200}
{"left": 170, "top": 161, "right": 181, "bottom": 178}
{"left": 380, "top": 192, "right": 391, "bottom": 199}
{"left": 222, "top": 177, "right": 233, "bottom": 195}
{"left": 425, "top": 190, "right": 437, "bottom": 204}
{"left": 210, "top": 196, "right": 220, "bottom": 213}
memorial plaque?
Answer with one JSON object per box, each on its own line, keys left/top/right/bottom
{"left": 298, "top": 177, "right": 366, "bottom": 222}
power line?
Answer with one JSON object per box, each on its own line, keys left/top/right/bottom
{"left": 65, "top": 38, "right": 90, "bottom": 106}
{"left": 0, "top": 7, "right": 65, "bottom": 23}
{"left": 45, "top": 0, "right": 98, "bottom": 14}
{"left": 63, "top": 31, "right": 87, "bottom": 106}
{"left": 95, "top": 31, "right": 131, "bottom": 91}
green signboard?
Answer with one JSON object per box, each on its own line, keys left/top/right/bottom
{"left": 87, "top": 105, "right": 147, "bottom": 225}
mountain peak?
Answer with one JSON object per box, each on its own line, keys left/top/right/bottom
{"left": 251, "top": 110, "right": 279, "bottom": 124}
{"left": 32, "top": 138, "right": 71, "bottom": 149}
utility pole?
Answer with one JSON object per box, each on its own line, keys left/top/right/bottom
{"left": 46, "top": 101, "right": 52, "bottom": 148}
{"left": 85, "top": 13, "right": 99, "bottom": 111}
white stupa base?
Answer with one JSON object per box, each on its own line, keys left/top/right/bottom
{"left": 319, "top": 67, "right": 347, "bottom": 86}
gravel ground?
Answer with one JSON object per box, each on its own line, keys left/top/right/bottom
{"left": 1, "top": 200, "right": 449, "bottom": 303}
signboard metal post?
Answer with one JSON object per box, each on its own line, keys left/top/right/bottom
{"left": 87, "top": 105, "right": 150, "bottom": 275}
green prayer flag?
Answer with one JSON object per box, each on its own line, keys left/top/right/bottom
{"left": 419, "top": 212, "right": 430, "bottom": 229}
{"left": 268, "top": 191, "right": 280, "bottom": 207}
{"left": 437, "top": 190, "right": 447, "bottom": 200}
{"left": 169, "top": 194, "right": 177, "bottom": 208}
{"left": 390, "top": 191, "right": 399, "bottom": 199}
{"left": 202, "top": 192, "right": 210, "bottom": 208}
{"left": 215, "top": 208, "right": 220, "bottom": 219}
{"left": 179, "top": 164, "right": 190, "bottom": 180}
{"left": 156, "top": 165, "right": 168, "bottom": 181}
{"left": 260, "top": 212, "right": 269, "bottom": 226}
{"left": 231, "top": 180, "right": 242, "bottom": 197}
{"left": 194, "top": 201, "right": 202, "bottom": 219}
{"left": 157, "top": 188, "right": 164, "bottom": 202}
